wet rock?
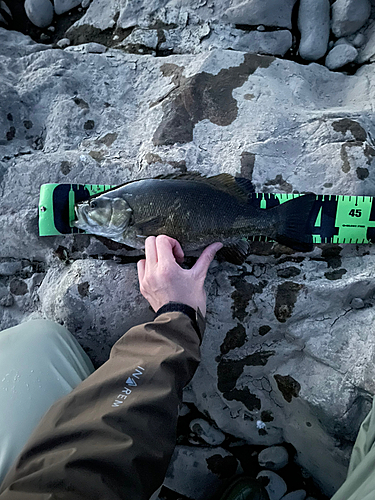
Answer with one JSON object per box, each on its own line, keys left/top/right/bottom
{"left": 0, "top": 261, "right": 22, "bottom": 276}
{"left": 332, "top": 0, "right": 372, "bottom": 38}
{"left": 224, "top": 0, "right": 298, "bottom": 29}
{"left": 189, "top": 418, "right": 226, "bottom": 445}
{"left": 281, "top": 491, "right": 307, "bottom": 500}
{"left": 258, "top": 446, "right": 289, "bottom": 470}
{"left": 298, "top": 0, "right": 330, "bottom": 61}
{"left": 54, "top": 0, "right": 82, "bottom": 15}
{"left": 257, "top": 470, "right": 287, "bottom": 500}
{"left": 24, "top": 0, "right": 54, "bottom": 28}
{"left": 164, "top": 445, "right": 241, "bottom": 500}
{"left": 325, "top": 44, "right": 358, "bottom": 70}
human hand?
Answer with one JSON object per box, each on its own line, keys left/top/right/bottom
{"left": 137, "top": 235, "right": 223, "bottom": 317}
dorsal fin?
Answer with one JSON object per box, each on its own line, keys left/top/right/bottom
{"left": 155, "top": 172, "right": 249, "bottom": 204}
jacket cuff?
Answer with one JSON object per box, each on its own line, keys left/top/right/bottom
{"left": 155, "top": 302, "right": 205, "bottom": 342}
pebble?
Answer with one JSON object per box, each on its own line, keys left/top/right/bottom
{"left": 334, "top": 37, "right": 352, "bottom": 46}
{"left": 257, "top": 25, "right": 265, "bottom": 31}
{"left": 281, "top": 491, "right": 307, "bottom": 500}
{"left": 189, "top": 418, "right": 226, "bottom": 445}
{"left": 258, "top": 446, "right": 289, "bottom": 471}
{"left": 325, "top": 43, "right": 358, "bottom": 70}
{"left": 24, "top": 0, "right": 54, "bottom": 28}
{"left": 0, "top": 261, "right": 22, "bottom": 276}
{"left": 332, "top": 0, "right": 371, "bottom": 38}
{"left": 47, "top": 25, "right": 55, "bottom": 32}
{"left": 298, "top": 0, "right": 330, "bottom": 61}
{"left": 178, "top": 404, "right": 191, "bottom": 417}
{"left": 352, "top": 33, "right": 366, "bottom": 48}
{"left": 54, "top": 0, "right": 82, "bottom": 16}
{"left": 57, "top": 38, "right": 71, "bottom": 48}
{"left": 81, "top": 0, "right": 91, "bottom": 7}
{"left": 351, "top": 297, "right": 365, "bottom": 309}
{"left": 257, "top": 471, "right": 287, "bottom": 500}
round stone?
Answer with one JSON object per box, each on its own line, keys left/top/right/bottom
{"left": 325, "top": 44, "right": 358, "bottom": 70}
{"left": 189, "top": 418, "right": 226, "bottom": 446}
{"left": 57, "top": 38, "right": 71, "bottom": 48}
{"left": 281, "top": 490, "right": 307, "bottom": 500}
{"left": 351, "top": 297, "right": 365, "bottom": 309}
{"left": 257, "top": 471, "right": 287, "bottom": 500}
{"left": 258, "top": 446, "right": 289, "bottom": 471}
{"left": 24, "top": 0, "right": 54, "bottom": 28}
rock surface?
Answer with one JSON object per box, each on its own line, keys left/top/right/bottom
{"left": 298, "top": 0, "right": 330, "bottom": 61}
{"left": 332, "top": 0, "right": 372, "bottom": 38}
{"left": 2, "top": 1, "right": 375, "bottom": 496}
{"left": 163, "top": 445, "right": 241, "bottom": 500}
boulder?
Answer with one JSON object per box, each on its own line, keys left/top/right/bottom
{"left": 298, "top": 0, "right": 330, "bottom": 61}
{"left": 224, "top": 0, "right": 298, "bottom": 29}
{"left": 332, "top": 0, "right": 372, "bottom": 38}
{"left": 24, "top": 0, "right": 54, "bottom": 28}
{"left": 54, "top": 0, "right": 81, "bottom": 15}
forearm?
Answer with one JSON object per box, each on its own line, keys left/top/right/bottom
{"left": 0, "top": 312, "right": 202, "bottom": 500}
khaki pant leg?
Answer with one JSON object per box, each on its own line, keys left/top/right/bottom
{"left": 0, "top": 319, "right": 95, "bottom": 484}
{"left": 331, "top": 397, "right": 375, "bottom": 500}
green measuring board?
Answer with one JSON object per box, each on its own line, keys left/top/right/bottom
{"left": 38, "top": 184, "right": 375, "bottom": 245}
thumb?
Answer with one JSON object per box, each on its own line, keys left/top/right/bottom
{"left": 192, "top": 242, "right": 223, "bottom": 279}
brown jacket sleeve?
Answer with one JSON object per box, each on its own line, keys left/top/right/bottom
{"left": 0, "top": 312, "right": 203, "bottom": 500}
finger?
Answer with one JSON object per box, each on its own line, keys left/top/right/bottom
{"left": 156, "top": 235, "right": 184, "bottom": 265}
{"left": 144, "top": 236, "right": 157, "bottom": 267}
{"left": 192, "top": 242, "right": 223, "bottom": 279}
{"left": 137, "top": 258, "right": 145, "bottom": 283}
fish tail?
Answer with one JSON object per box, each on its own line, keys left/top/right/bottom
{"left": 272, "top": 194, "right": 316, "bottom": 251}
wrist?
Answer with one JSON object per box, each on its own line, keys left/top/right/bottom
{"left": 155, "top": 302, "right": 205, "bottom": 341}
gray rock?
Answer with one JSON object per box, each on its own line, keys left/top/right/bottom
{"left": 325, "top": 44, "right": 358, "bottom": 69}
{"left": 257, "top": 470, "right": 287, "bottom": 500}
{"left": 258, "top": 446, "right": 289, "bottom": 470}
{"left": 351, "top": 33, "right": 366, "bottom": 48}
{"left": 189, "top": 418, "right": 226, "bottom": 445}
{"left": 3, "top": 26, "right": 375, "bottom": 499}
{"left": 281, "top": 491, "right": 307, "bottom": 500}
{"left": 224, "top": 0, "right": 298, "bottom": 29}
{"left": 24, "top": 0, "right": 54, "bottom": 28}
{"left": 357, "top": 19, "right": 375, "bottom": 62}
{"left": 332, "top": 0, "right": 372, "bottom": 38}
{"left": 56, "top": 38, "right": 71, "bottom": 48}
{"left": 334, "top": 37, "right": 352, "bottom": 46}
{"left": 54, "top": 0, "right": 82, "bottom": 15}
{"left": 0, "top": 261, "right": 22, "bottom": 276}
{"left": 298, "top": 0, "right": 330, "bottom": 61}
{"left": 164, "top": 445, "right": 241, "bottom": 500}
{"left": 351, "top": 297, "right": 365, "bottom": 309}
{"left": 81, "top": 0, "right": 91, "bottom": 7}
{"left": 178, "top": 404, "right": 191, "bottom": 417}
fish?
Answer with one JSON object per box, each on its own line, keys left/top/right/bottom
{"left": 73, "top": 173, "right": 316, "bottom": 262}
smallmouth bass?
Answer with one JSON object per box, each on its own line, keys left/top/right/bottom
{"left": 74, "top": 173, "right": 315, "bottom": 259}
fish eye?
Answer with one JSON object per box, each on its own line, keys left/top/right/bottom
{"left": 89, "top": 200, "right": 98, "bottom": 209}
